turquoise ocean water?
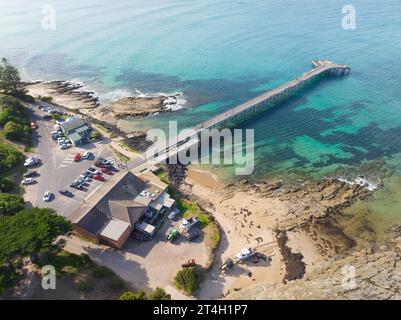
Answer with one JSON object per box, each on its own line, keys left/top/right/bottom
{"left": 2, "top": 0, "right": 401, "bottom": 183}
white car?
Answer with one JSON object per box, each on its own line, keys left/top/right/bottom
{"left": 43, "top": 191, "right": 52, "bottom": 202}
{"left": 168, "top": 208, "right": 181, "bottom": 220}
{"left": 60, "top": 144, "right": 70, "bottom": 150}
{"left": 21, "top": 178, "right": 35, "bottom": 185}
{"left": 179, "top": 217, "right": 199, "bottom": 231}
{"left": 82, "top": 151, "right": 93, "bottom": 160}
{"left": 24, "top": 156, "right": 40, "bottom": 167}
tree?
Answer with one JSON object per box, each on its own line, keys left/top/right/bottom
{"left": 0, "top": 265, "right": 19, "bottom": 294}
{"left": 3, "top": 121, "right": 26, "bottom": 142}
{"left": 0, "top": 178, "right": 16, "bottom": 193}
{"left": 0, "top": 141, "right": 24, "bottom": 172}
{"left": 174, "top": 267, "right": 200, "bottom": 295}
{"left": 118, "top": 290, "right": 147, "bottom": 300}
{"left": 0, "top": 208, "right": 71, "bottom": 265}
{"left": 0, "top": 58, "right": 26, "bottom": 97}
{"left": 149, "top": 287, "right": 172, "bottom": 300}
{"left": 0, "top": 193, "right": 24, "bottom": 216}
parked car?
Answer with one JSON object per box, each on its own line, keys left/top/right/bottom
{"left": 74, "top": 153, "right": 81, "bottom": 162}
{"left": 94, "top": 161, "right": 103, "bottom": 168}
{"left": 30, "top": 122, "right": 37, "bottom": 129}
{"left": 87, "top": 167, "right": 100, "bottom": 174}
{"left": 23, "top": 171, "right": 38, "bottom": 178}
{"left": 79, "top": 175, "right": 91, "bottom": 182}
{"left": 102, "top": 159, "right": 113, "bottom": 165}
{"left": 24, "top": 156, "right": 40, "bottom": 167}
{"left": 167, "top": 229, "right": 180, "bottom": 242}
{"left": 179, "top": 217, "right": 200, "bottom": 231}
{"left": 93, "top": 174, "right": 105, "bottom": 182}
{"left": 70, "top": 182, "right": 83, "bottom": 190}
{"left": 43, "top": 191, "right": 52, "bottom": 202}
{"left": 21, "top": 178, "right": 35, "bottom": 185}
{"left": 84, "top": 170, "right": 93, "bottom": 178}
{"left": 60, "top": 144, "right": 70, "bottom": 150}
{"left": 101, "top": 168, "right": 112, "bottom": 175}
{"left": 107, "top": 165, "right": 118, "bottom": 172}
{"left": 187, "top": 229, "right": 201, "bottom": 241}
{"left": 168, "top": 208, "right": 181, "bottom": 220}
{"left": 59, "top": 190, "right": 74, "bottom": 197}
{"left": 82, "top": 151, "right": 93, "bottom": 160}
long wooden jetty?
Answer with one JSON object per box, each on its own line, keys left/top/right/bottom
{"left": 136, "top": 60, "right": 351, "bottom": 164}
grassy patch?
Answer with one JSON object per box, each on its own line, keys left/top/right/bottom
{"left": 39, "top": 250, "right": 91, "bottom": 277}
{"left": 109, "top": 146, "right": 130, "bottom": 162}
{"left": 119, "top": 142, "right": 139, "bottom": 154}
{"left": 37, "top": 249, "right": 128, "bottom": 299}
{"left": 179, "top": 199, "right": 210, "bottom": 228}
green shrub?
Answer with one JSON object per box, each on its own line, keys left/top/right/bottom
{"left": 3, "top": 121, "right": 30, "bottom": 142}
{"left": 174, "top": 267, "right": 200, "bottom": 295}
{"left": 108, "top": 278, "right": 125, "bottom": 291}
{"left": 0, "top": 193, "right": 24, "bottom": 216}
{"left": 0, "top": 95, "right": 29, "bottom": 127}
{"left": 0, "top": 177, "right": 16, "bottom": 193}
{"left": 92, "top": 266, "right": 114, "bottom": 279}
{"left": 90, "top": 130, "right": 102, "bottom": 141}
{"left": 119, "top": 290, "right": 147, "bottom": 300}
{"left": 0, "top": 141, "right": 24, "bottom": 172}
{"left": 78, "top": 280, "right": 94, "bottom": 293}
{"left": 0, "top": 265, "right": 19, "bottom": 294}
{"left": 149, "top": 287, "right": 172, "bottom": 300}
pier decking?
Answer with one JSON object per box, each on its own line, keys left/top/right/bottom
{"left": 195, "top": 60, "right": 350, "bottom": 130}
{"left": 140, "top": 60, "right": 351, "bottom": 162}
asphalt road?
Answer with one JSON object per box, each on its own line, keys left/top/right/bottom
{"left": 24, "top": 104, "right": 120, "bottom": 218}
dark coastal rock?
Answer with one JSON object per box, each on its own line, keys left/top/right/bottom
{"left": 165, "top": 163, "right": 188, "bottom": 188}
{"left": 123, "top": 133, "right": 153, "bottom": 153}
{"left": 275, "top": 229, "right": 306, "bottom": 283}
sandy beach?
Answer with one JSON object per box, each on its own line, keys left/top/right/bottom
{"left": 183, "top": 167, "right": 324, "bottom": 298}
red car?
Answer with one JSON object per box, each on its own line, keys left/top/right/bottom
{"left": 74, "top": 153, "right": 81, "bottom": 162}
{"left": 94, "top": 161, "right": 107, "bottom": 168}
{"left": 101, "top": 168, "right": 112, "bottom": 175}
{"left": 93, "top": 174, "right": 105, "bottom": 182}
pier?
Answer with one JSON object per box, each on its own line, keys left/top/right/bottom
{"left": 137, "top": 60, "right": 351, "bottom": 163}
{"left": 195, "top": 60, "right": 350, "bottom": 130}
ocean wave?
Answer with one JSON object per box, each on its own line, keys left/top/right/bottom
{"left": 132, "top": 88, "right": 187, "bottom": 111}
{"left": 337, "top": 175, "right": 380, "bottom": 191}
{"left": 98, "top": 87, "right": 131, "bottom": 102}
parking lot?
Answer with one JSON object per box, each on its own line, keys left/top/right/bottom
{"left": 24, "top": 104, "right": 120, "bottom": 217}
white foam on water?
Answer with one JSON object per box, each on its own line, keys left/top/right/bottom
{"left": 337, "top": 175, "right": 379, "bottom": 191}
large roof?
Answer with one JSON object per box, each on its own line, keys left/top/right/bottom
{"left": 71, "top": 171, "right": 166, "bottom": 237}
{"left": 100, "top": 219, "right": 130, "bottom": 241}
{"left": 60, "top": 117, "right": 86, "bottom": 132}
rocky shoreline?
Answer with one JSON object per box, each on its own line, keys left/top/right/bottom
{"left": 168, "top": 163, "right": 397, "bottom": 299}
{"left": 25, "top": 80, "right": 185, "bottom": 132}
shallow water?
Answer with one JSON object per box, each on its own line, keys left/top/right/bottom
{"left": 2, "top": 0, "right": 401, "bottom": 182}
